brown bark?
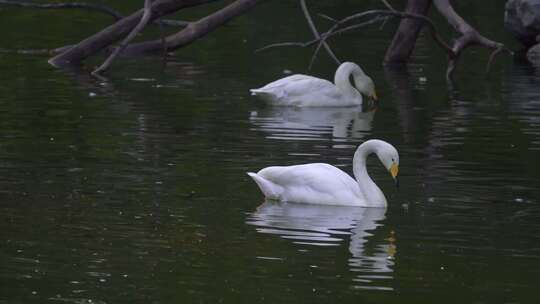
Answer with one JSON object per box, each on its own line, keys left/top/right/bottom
{"left": 121, "top": 0, "right": 261, "bottom": 56}
{"left": 48, "top": 0, "right": 216, "bottom": 67}
{"left": 384, "top": 0, "right": 432, "bottom": 65}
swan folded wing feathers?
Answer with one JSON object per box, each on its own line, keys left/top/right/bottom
{"left": 257, "top": 164, "right": 363, "bottom": 205}
{"left": 251, "top": 75, "right": 342, "bottom": 106}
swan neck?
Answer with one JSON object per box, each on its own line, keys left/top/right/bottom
{"left": 334, "top": 64, "right": 359, "bottom": 98}
{"left": 353, "top": 142, "right": 387, "bottom": 207}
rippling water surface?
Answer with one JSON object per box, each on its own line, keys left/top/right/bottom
{"left": 1, "top": 1, "right": 540, "bottom": 303}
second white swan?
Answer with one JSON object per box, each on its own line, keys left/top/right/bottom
{"left": 247, "top": 139, "right": 399, "bottom": 207}
{"left": 250, "top": 62, "right": 377, "bottom": 107}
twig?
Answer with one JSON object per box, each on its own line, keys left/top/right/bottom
{"left": 299, "top": 0, "right": 340, "bottom": 69}
{"left": 380, "top": 0, "right": 396, "bottom": 11}
{"left": 309, "top": 16, "right": 385, "bottom": 68}
{"left": 256, "top": 14, "right": 391, "bottom": 53}
{"left": 257, "top": 10, "right": 453, "bottom": 58}
{"left": 318, "top": 10, "right": 454, "bottom": 60}
{"left": 486, "top": 46, "right": 513, "bottom": 74}
{"left": 256, "top": 42, "right": 308, "bottom": 52}
{"left": 317, "top": 13, "right": 337, "bottom": 23}
{"left": 92, "top": 0, "right": 153, "bottom": 75}
{"left": 379, "top": 16, "right": 390, "bottom": 29}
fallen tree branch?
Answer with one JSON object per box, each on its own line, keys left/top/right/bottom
{"left": 0, "top": 0, "right": 124, "bottom": 20}
{"left": 48, "top": 0, "right": 216, "bottom": 67}
{"left": 0, "top": 0, "right": 191, "bottom": 28}
{"left": 121, "top": 0, "right": 261, "bottom": 56}
{"left": 432, "top": 0, "right": 512, "bottom": 80}
{"left": 92, "top": 0, "right": 153, "bottom": 76}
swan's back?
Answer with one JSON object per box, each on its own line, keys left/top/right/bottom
{"left": 250, "top": 74, "right": 344, "bottom": 106}
{"left": 249, "top": 163, "right": 363, "bottom": 205}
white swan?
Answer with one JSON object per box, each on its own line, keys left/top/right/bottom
{"left": 250, "top": 62, "right": 377, "bottom": 107}
{"left": 247, "top": 139, "right": 399, "bottom": 207}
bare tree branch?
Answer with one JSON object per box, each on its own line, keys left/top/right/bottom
{"left": 0, "top": 0, "right": 123, "bottom": 20}
{"left": 299, "top": 0, "right": 340, "bottom": 69}
{"left": 308, "top": 16, "right": 387, "bottom": 70}
{"left": 255, "top": 17, "right": 383, "bottom": 53}
{"left": 322, "top": 10, "right": 453, "bottom": 58}
{"left": 432, "top": 0, "right": 512, "bottom": 80}
{"left": 0, "top": 0, "right": 191, "bottom": 29}
{"left": 121, "top": 0, "right": 261, "bottom": 56}
{"left": 92, "top": 0, "right": 153, "bottom": 76}
{"left": 259, "top": 9, "right": 453, "bottom": 68}
{"left": 49, "top": 0, "right": 216, "bottom": 67}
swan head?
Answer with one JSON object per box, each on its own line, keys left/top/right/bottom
{"left": 353, "top": 73, "right": 377, "bottom": 101}
{"left": 375, "top": 141, "right": 400, "bottom": 187}
{"left": 337, "top": 62, "right": 378, "bottom": 101}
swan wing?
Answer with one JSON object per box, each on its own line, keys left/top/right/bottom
{"left": 251, "top": 75, "right": 341, "bottom": 106}
{"left": 256, "top": 163, "right": 363, "bottom": 205}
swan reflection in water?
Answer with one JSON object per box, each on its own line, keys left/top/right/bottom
{"left": 249, "top": 106, "right": 375, "bottom": 144}
{"left": 246, "top": 201, "right": 396, "bottom": 290}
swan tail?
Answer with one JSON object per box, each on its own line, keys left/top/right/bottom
{"left": 250, "top": 88, "right": 271, "bottom": 96}
{"left": 249, "top": 88, "right": 261, "bottom": 96}
{"left": 247, "top": 172, "right": 282, "bottom": 199}
{"left": 249, "top": 88, "right": 282, "bottom": 100}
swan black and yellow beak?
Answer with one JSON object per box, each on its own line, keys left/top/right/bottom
{"left": 390, "top": 163, "right": 399, "bottom": 188}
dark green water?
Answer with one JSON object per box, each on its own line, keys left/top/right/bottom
{"left": 1, "top": 1, "right": 540, "bottom": 303}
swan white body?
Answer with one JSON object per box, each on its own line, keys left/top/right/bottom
{"left": 247, "top": 139, "right": 399, "bottom": 207}
{"left": 250, "top": 62, "right": 377, "bottom": 107}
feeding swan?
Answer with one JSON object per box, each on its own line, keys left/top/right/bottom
{"left": 250, "top": 62, "right": 377, "bottom": 107}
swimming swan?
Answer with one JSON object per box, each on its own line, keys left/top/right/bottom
{"left": 250, "top": 62, "right": 377, "bottom": 107}
{"left": 247, "top": 139, "right": 399, "bottom": 207}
